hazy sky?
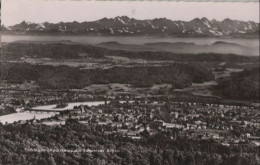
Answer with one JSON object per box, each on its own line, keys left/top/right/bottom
{"left": 2, "top": 0, "right": 259, "bottom": 26}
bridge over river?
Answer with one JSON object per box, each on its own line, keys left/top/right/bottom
{"left": 27, "top": 108, "right": 69, "bottom": 113}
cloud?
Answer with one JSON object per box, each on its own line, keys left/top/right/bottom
{"left": 2, "top": 0, "right": 259, "bottom": 26}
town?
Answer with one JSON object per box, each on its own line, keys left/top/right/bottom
{"left": 39, "top": 99, "right": 260, "bottom": 147}
{"left": 2, "top": 85, "right": 259, "bottom": 148}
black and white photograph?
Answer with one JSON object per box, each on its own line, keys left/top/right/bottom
{"left": 0, "top": 0, "right": 259, "bottom": 164}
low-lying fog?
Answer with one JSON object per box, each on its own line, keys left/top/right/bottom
{"left": 2, "top": 35, "right": 259, "bottom": 56}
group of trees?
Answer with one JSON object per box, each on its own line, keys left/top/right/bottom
{"left": 2, "top": 43, "right": 105, "bottom": 60}
{"left": 0, "top": 106, "right": 16, "bottom": 116}
{"left": 1, "top": 122, "right": 260, "bottom": 165}
{"left": 216, "top": 67, "right": 259, "bottom": 101}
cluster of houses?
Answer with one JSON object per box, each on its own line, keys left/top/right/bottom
{"left": 35, "top": 100, "right": 260, "bottom": 147}
{"left": 1, "top": 82, "right": 259, "bottom": 146}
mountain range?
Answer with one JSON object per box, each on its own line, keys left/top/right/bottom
{"left": 2, "top": 16, "right": 259, "bottom": 37}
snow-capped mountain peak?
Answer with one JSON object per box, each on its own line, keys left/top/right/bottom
{"left": 3, "top": 17, "right": 259, "bottom": 37}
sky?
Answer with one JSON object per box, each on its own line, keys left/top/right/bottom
{"left": 1, "top": 0, "right": 259, "bottom": 26}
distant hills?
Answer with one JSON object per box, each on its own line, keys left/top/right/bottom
{"left": 2, "top": 42, "right": 259, "bottom": 62}
{"left": 2, "top": 16, "right": 259, "bottom": 37}
{"left": 97, "top": 41, "right": 258, "bottom": 56}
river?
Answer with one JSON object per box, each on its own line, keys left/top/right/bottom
{"left": 0, "top": 101, "right": 106, "bottom": 124}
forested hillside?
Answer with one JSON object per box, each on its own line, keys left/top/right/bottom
{"left": 1, "top": 122, "right": 259, "bottom": 165}
{"left": 2, "top": 42, "right": 259, "bottom": 63}
{"left": 216, "top": 67, "right": 259, "bottom": 101}
{"left": 1, "top": 63, "right": 214, "bottom": 89}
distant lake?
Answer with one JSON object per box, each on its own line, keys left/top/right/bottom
{"left": 2, "top": 35, "right": 259, "bottom": 48}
